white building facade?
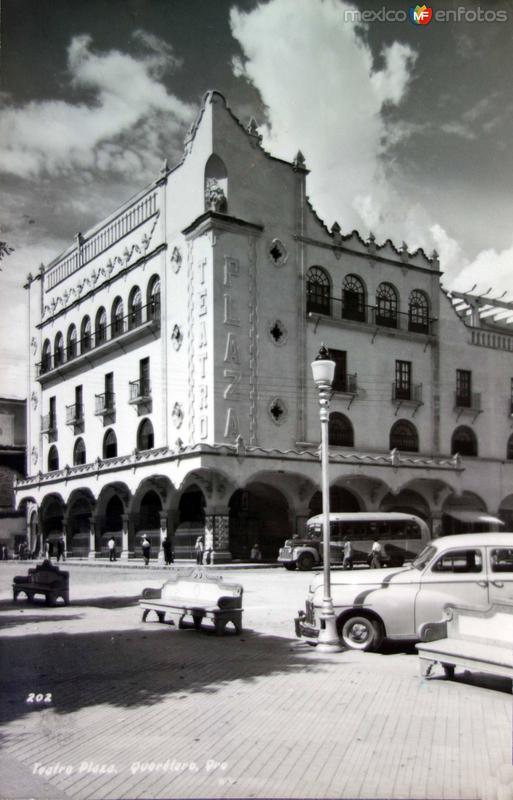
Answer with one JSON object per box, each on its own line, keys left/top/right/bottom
{"left": 15, "top": 91, "right": 513, "bottom": 561}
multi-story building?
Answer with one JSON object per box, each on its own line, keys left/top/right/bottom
{"left": 14, "top": 91, "right": 513, "bottom": 561}
{"left": 0, "top": 397, "right": 27, "bottom": 555}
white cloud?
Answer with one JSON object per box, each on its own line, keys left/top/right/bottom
{"left": 230, "top": 0, "right": 417, "bottom": 234}
{"left": 0, "top": 33, "right": 196, "bottom": 180}
{"left": 230, "top": 0, "right": 513, "bottom": 294}
{"left": 449, "top": 238, "right": 513, "bottom": 294}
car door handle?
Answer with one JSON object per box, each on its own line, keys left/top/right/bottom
{"left": 477, "top": 581, "right": 488, "bottom": 588}
{"left": 491, "top": 581, "right": 504, "bottom": 588}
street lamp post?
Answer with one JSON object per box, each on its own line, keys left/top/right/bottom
{"left": 311, "top": 344, "right": 342, "bottom": 652}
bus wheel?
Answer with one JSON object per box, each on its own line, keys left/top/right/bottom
{"left": 297, "top": 552, "right": 315, "bottom": 571}
{"left": 284, "top": 563, "right": 296, "bottom": 571}
{"left": 339, "top": 615, "right": 383, "bottom": 651}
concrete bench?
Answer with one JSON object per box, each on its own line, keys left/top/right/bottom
{"left": 13, "top": 560, "right": 70, "bottom": 606}
{"left": 416, "top": 601, "right": 513, "bottom": 680}
{"left": 139, "top": 568, "right": 243, "bottom": 635}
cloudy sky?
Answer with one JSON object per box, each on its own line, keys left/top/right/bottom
{"left": 1, "top": 0, "right": 513, "bottom": 398}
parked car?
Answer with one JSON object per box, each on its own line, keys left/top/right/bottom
{"left": 295, "top": 533, "right": 513, "bottom": 651}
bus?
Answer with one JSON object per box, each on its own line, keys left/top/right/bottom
{"left": 277, "top": 512, "right": 430, "bottom": 571}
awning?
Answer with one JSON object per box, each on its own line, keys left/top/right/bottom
{"left": 444, "top": 510, "right": 504, "bottom": 526}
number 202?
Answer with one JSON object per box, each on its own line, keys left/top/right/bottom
{"left": 26, "top": 693, "right": 52, "bottom": 704}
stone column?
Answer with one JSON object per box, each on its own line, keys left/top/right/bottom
{"left": 120, "top": 513, "right": 131, "bottom": 560}
{"left": 294, "top": 507, "right": 311, "bottom": 538}
{"left": 158, "top": 511, "right": 167, "bottom": 564}
{"left": 430, "top": 510, "right": 443, "bottom": 539}
{"left": 88, "top": 517, "right": 99, "bottom": 559}
{"left": 205, "top": 508, "right": 232, "bottom": 563}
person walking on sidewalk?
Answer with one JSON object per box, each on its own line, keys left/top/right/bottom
{"left": 370, "top": 539, "right": 382, "bottom": 569}
{"left": 342, "top": 539, "right": 353, "bottom": 569}
{"left": 141, "top": 535, "right": 151, "bottom": 566}
{"left": 108, "top": 536, "right": 116, "bottom": 562}
{"left": 194, "top": 536, "right": 204, "bottom": 565}
{"left": 203, "top": 521, "right": 214, "bottom": 565}
{"left": 56, "top": 534, "right": 66, "bottom": 563}
{"left": 163, "top": 536, "right": 173, "bottom": 565}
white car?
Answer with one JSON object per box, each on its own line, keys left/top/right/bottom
{"left": 295, "top": 533, "right": 513, "bottom": 651}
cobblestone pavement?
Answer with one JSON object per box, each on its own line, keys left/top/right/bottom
{"left": 0, "top": 563, "right": 512, "bottom": 800}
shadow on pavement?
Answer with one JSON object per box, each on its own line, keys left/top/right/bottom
{"left": 0, "top": 613, "right": 84, "bottom": 628}
{"left": 0, "top": 624, "right": 335, "bottom": 726}
{"left": 0, "top": 595, "right": 140, "bottom": 611}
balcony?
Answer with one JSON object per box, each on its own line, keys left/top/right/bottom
{"left": 332, "top": 373, "right": 358, "bottom": 408}
{"left": 306, "top": 294, "right": 435, "bottom": 338}
{"left": 454, "top": 391, "right": 481, "bottom": 421}
{"left": 41, "top": 414, "right": 57, "bottom": 437}
{"left": 36, "top": 300, "right": 160, "bottom": 381}
{"left": 129, "top": 379, "right": 151, "bottom": 411}
{"left": 65, "top": 403, "right": 84, "bottom": 426}
{"left": 95, "top": 392, "right": 116, "bottom": 416}
{"left": 391, "top": 382, "right": 423, "bottom": 415}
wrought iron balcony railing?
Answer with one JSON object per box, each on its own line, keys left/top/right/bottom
{"left": 129, "top": 379, "right": 151, "bottom": 403}
{"left": 392, "top": 382, "right": 423, "bottom": 403}
{"left": 95, "top": 392, "right": 116, "bottom": 415}
{"left": 65, "top": 403, "right": 84, "bottom": 426}
{"left": 37, "top": 299, "right": 160, "bottom": 376}
{"left": 306, "top": 293, "right": 434, "bottom": 335}
{"left": 333, "top": 373, "right": 358, "bottom": 394}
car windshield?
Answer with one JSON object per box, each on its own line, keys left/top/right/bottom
{"left": 412, "top": 545, "right": 437, "bottom": 570}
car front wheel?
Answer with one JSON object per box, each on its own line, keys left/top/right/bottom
{"left": 297, "top": 552, "right": 315, "bottom": 571}
{"left": 339, "top": 615, "right": 383, "bottom": 651}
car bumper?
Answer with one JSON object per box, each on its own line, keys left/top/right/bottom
{"left": 294, "top": 610, "right": 320, "bottom": 641}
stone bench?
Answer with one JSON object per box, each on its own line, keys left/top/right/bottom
{"left": 13, "top": 560, "right": 70, "bottom": 606}
{"left": 416, "top": 601, "right": 513, "bottom": 680}
{"left": 139, "top": 568, "right": 243, "bottom": 635}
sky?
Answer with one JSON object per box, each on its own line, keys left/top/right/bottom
{"left": 1, "top": 0, "right": 513, "bottom": 398}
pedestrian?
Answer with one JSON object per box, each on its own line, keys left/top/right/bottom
{"left": 203, "top": 520, "right": 214, "bottom": 565}
{"left": 343, "top": 539, "right": 353, "bottom": 569}
{"left": 370, "top": 539, "right": 382, "bottom": 569}
{"left": 141, "top": 535, "right": 151, "bottom": 565}
{"left": 163, "top": 536, "right": 173, "bottom": 566}
{"left": 108, "top": 536, "right": 116, "bottom": 562}
{"left": 194, "top": 535, "right": 204, "bottom": 565}
{"left": 44, "top": 541, "right": 50, "bottom": 560}
{"left": 250, "top": 543, "right": 262, "bottom": 562}
{"left": 56, "top": 534, "right": 66, "bottom": 562}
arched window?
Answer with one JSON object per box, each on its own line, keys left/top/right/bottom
{"left": 111, "top": 297, "right": 124, "bottom": 337}
{"left": 342, "top": 275, "right": 366, "bottom": 322}
{"left": 328, "top": 412, "right": 354, "bottom": 447}
{"left": 376, "top": 282, "right": 398, "bottom": 328}
{"left": 204, "top": 153, "right": 228, "bottom": 212}
{"left": 67, "top": 325, "right": 77, "bottom": 360}
{"left": 95, "top": 307, "right": 107, "bottom": 345}
{"left": 128, "top": 287, "right": 142, "bottom": 330}
{"left": 41, "top": 339, "right": 52, "bottom": 373}
{"left": 81, "top": 317, "right": 92, "bottom": 353}
{"left": 451, "top": 426, "right": 478, "bottom": 457}
{"left": 103, "top": 429, "right": 118, "bottom": 459}
{"left": 54, "top": 332, "right": 64, "bottom": 366}
{"left": 390, "top": 419, "right": 419, "bottom": 452}
{"left": 73, "top": 437, "right": 86, "bottom": 466}
{"left": 48, "top": 445, "right": 59, "bottom": 472}
{"left": 147, "top": 277, "right": 161, "bottom": 321}
{"left": 137, "top": 418, "right": 154, "bottom": 451}
{"left": 306, "top": 267, "right": 330, "bottom": 315}
{"left": 408, "top": 289, "right": 429, "bottom": 334}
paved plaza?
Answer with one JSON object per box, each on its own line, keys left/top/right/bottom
{"left": 0, "top": 562, "right": 512, "bottom": 800}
